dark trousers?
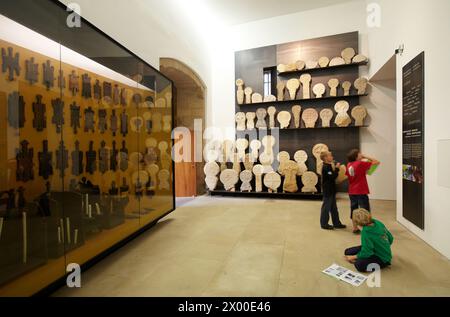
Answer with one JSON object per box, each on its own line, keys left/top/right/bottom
{"left": 345, "top": 246, "right": 390, "bottom": 272}
{"left": 320, "top": 194, "right": 342, "bottom": 227}
{"left": 349, "top": 194, "right": 371, "bottom": 219}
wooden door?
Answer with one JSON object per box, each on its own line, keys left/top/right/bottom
{"left": 175, "top": 131, "right": 197, "bottom": 197}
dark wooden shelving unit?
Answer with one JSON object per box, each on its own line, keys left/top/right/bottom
{"left": 228, "top": 31, "right": 365, "bottom": 200}
{"left": 237, "top": 126, "right": 369, "bottom": 134}
{"left": 238, "top": 94, "right": 368, "bottom": 107}
{"left": 210, "top": 190, "right": 323, "bottom": 200}
{"left": 277, "top": 61, "right": 368, "bottom": 77}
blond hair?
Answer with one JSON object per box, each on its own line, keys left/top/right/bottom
{"left": 320, "top": 151, "right": 331, "bottom": 162}
{"left": 352, "top": 208, "right": 372, "bottom": 226}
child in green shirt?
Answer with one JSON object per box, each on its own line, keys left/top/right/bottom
{"left": 344, "top": 208, "right": 394, "bottom": 272}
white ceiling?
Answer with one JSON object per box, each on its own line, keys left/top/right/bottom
{"left": 204, "top": 0, "right": 359, "bottom": 25}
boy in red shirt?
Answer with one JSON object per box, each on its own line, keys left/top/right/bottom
{"left": 346, "top": 149, "right": 380, "bottom": 234}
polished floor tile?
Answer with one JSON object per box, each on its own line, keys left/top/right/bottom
{"left": 54, "top": 196, "right": 450, "bottom": 297}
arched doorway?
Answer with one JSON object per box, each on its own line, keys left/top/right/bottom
{"left": 160, "top": 58, "right": 207, "bottom": 198}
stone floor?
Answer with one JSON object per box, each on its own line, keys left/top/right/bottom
{"left": 54, "top": 196, "right": 450, "bottom": 297}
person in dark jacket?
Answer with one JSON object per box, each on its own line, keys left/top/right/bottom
{"left": 320, "top": 151, "right": 346, "bottom": 230}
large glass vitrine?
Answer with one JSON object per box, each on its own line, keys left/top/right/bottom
{"left": 0, "top": 0, "right": 174, "bottom": 296}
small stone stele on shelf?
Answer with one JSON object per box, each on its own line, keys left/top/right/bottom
{"left": 334, "top": 100, "right": 352, "bottom": 128}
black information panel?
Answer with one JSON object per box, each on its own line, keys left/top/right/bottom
{"left": 402, "top": 52, "right": 425, "bottom": 229}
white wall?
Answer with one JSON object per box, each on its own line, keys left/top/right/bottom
{"left": 366, "top": 0, "right": 450, "bottom": 259}
{"left": 211, "top": 1, "right": 397, "bottom": 201}
{"left": 59, "top": 0, "right": 214, "bottom": 127}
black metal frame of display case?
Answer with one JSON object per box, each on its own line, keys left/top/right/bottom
{"left": 0, "top": 0, "right": 176, "bottom": 296}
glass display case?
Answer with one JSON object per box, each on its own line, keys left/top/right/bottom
{"left": 0, "top": 0, "right": 175, "bottom": 296}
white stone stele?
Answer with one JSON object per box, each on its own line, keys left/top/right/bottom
{"left": 264, "top": 95, "right": 277, "bottom": 103}
{"left": 236, "top": 138, "right": 249, "bottom": 161}
{"left": 205, "top": 175, "right": 219, "bottom": 191}
{"left": 262, "top": 135, "right": 276, "bottom": 157}
{"left": 205, "top": 139, "right": 222, "bottom": 162}
{"left": 341, "top": 47, "right": 356, "bottom": 64}
{"left": 302, "top": 108, "right": 319, "bottom": 128}
{"left": 334, "top": 100, "right": 352, "bottom": 127}
{"left": 352, "top": 54, "right": 368, "bottom": 64}
{"left": 232, "top": 153, "right": 241, "bottom": 174}
{"left": 291, "top": 105, "right": 302, "bottom": 128}
{"left": 246, "top": 112, "right": 256, "bottom": 130}
{"left": 240, "top": 170, "right": 253, "bottom": 192}
{"left": 236, "top": 78, "right": 245, "bottom": 105}
{"left": 267, "top": 106, "right": 277, "bottom": 129}
{"left": 259, "top": 152, "right": 274, "bottom": 174}
{"left": 342, "top": 81, "right": 352, "bottom": 96}
{"left": 351, "top": 105, "right": 368, "bottom": 126}
{"left": 294, "top": 150, "right": 308, "bottom": 176}
{"left": 312, "top": 143, "right": 329, "bottom": 175}
{"left": 313, "top": 83, "right": 326, "bottom": 98}
{"left": 235, "top": 112, "right": 246, "bottom": 131}
{"left": 277, "top": 111, "right": 292, "bottom": 129}
{"left": 280, "top": 160, "right": 300, "bottom": 193}
{"left": 286, "top": 64, "right": 297, "bottom": 72}
{"left": 301, "top": 171, "right": 319, "bottom": 193}
{"left": 318, "top": 56, "right": 330, "bottom": 68}
{"left": 277, "top": 81, "right": 286, "bottom": 101}
{"left": 264, "top": 172, "right": 282, "bottom": 193}
{"left": 328, "top": 78, "right": 340, "bottom": 97}
{"left": 152, "top": 112, "right": 162, "bottom": 132}
{"left": 277, "top": 151, "right": 291, "bottom": 173}
{"left": 204, "top": 162, "right": 220, "bottom": 190}
{"left": 286, "top": 78, "right": 300, "bottom": 100}
{"left": 222, "top": 140, "right": 235, "bottom": 171}
{"left": 252, "top": 93, "right": 263, "bottom": 104}
{"left": 250, "top": 140, "right": 262, "bottom": 162}
{"left": 243, "top": 153, "right": 254, "bottom": 171}
{"left": 158, "top": 169, "right": 171, "bottom": 190}
{"left": 354, "top": 77, "right": 368, "bottom": 95}
{"left": 220, "top": 169, "right": 239, "bottom": 191}
{"left": 162, "top": 115, "right": 171, "bottom": 133}
{"left": 252, "top": 164, "right": 264, "bottom": 193}
{"left": 299, "top": 73, "right": 312, "bottom": 99}
{"left": 277, "top": 64, "right": 287, "bottom": 73}
{"left": 295, "top": 60, "right": 306, "bottom": 71}
{"left": 244, "top": 87, "right": 253, "bottom": 104}
{"left": 306, "top": 60, "right": 318, "bottom": 69}
{"left": 256, "top": 108, "right": 268, "bottom": 129}
{"left": 329, "top": 57, "right": 346, "bottom": 67}
{"left": 320, "top": 108, "right": 334, "bottom": 128}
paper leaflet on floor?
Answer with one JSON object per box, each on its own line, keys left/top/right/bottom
{"left": 322, "top": 264, "right": 367, "bottom": 287}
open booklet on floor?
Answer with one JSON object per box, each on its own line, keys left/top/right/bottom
{"left": 322, "top": 264, "right": 368, "bottom": 287}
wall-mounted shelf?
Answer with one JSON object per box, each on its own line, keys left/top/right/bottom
{"left": 237, "top": 94, "right": 368, "bottom": 107}
{"left": 237, "top": 126, "right": 369, "bottom": 133}
{"left": 277, "top": 61, "right": 369, "bottom": 77}
{"left": 210, "top": 190, "right": 323, "bottom": 200}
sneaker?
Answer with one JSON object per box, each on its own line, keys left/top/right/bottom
{"left": 321, "top": 225, "right": 334, "bottom": 230}
{"left": 334, "top": 224, "right": 347, "bottom": 229}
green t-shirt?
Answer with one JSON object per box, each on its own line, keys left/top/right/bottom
{"left": 357, "top": 219, "right": 394, "bottom": 264}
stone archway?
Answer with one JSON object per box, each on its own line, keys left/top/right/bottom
{"left": 160, "top": 58, "right": 206, "bottom": 197}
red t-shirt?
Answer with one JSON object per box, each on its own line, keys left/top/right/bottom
{"left": 346, "top": 161, "right": 372, "bottom": 195}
